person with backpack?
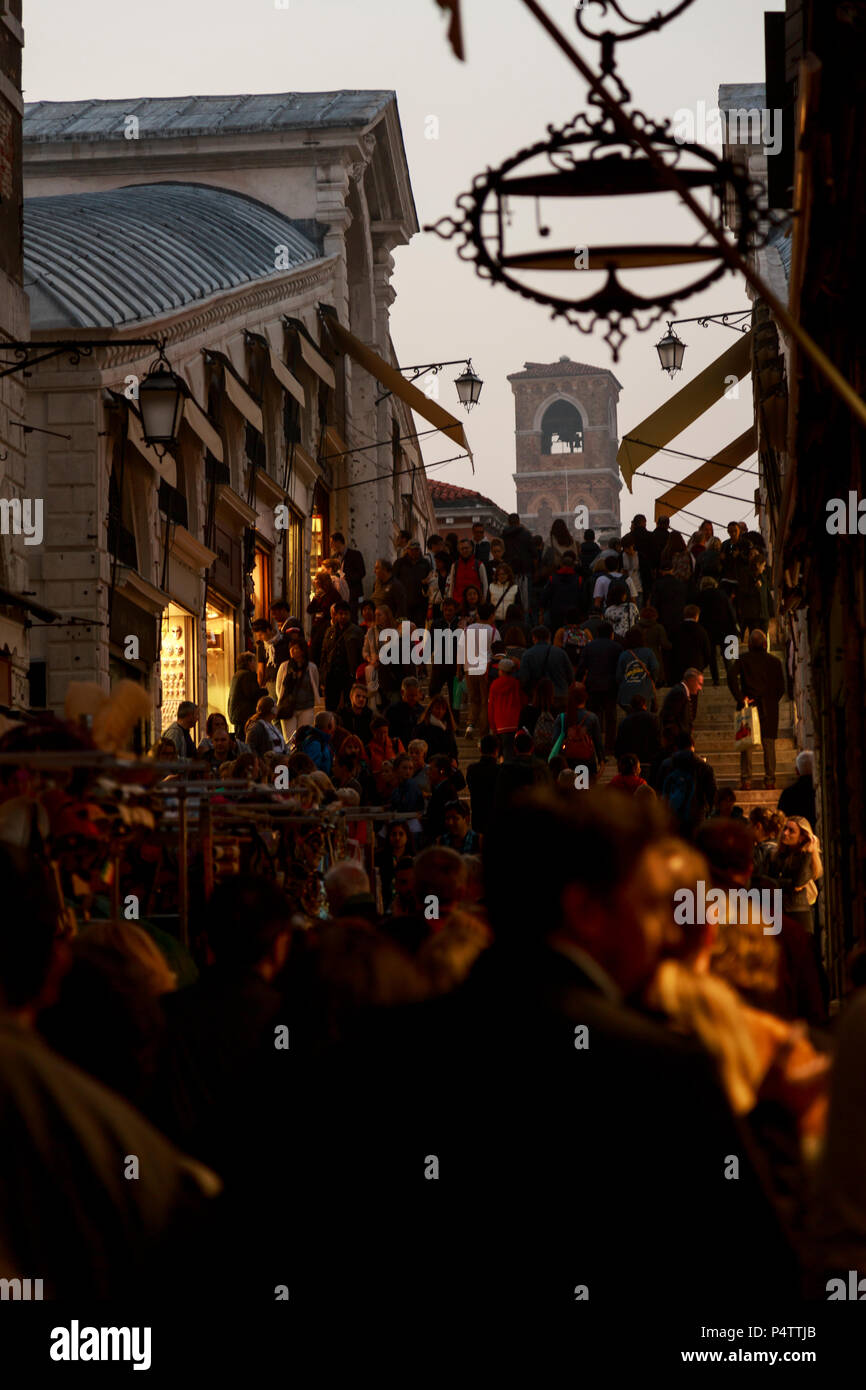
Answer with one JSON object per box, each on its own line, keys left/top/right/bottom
{"left": 517, "top": 676, "right": 557, "bottom": 762}
{"left": 549, "top": 682, "right": 604, "bottom": 783}
{"left": 447, "top": 537, "right": 489, "bottom": 607}
{"left": 541, "top": 549, "right": 587, "bottom": 629}
{"left": 575, "top": 621, "right": 622, "bottom": 754}
{"left": 615, "top": 627, "right": 660, "bottom": 715}
{"left": 518, "top": 625, "right": 575, "bottom": 712}
{"left": 657, "top": 731, "right": 717, "bottom": 837}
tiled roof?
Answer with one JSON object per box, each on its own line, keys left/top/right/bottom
{"left": 430, "top": 481, "right": 506, "bottom": 511}
{"left": 507, "top": 358, "right": 620, "bottom": 383}
{"left": 23, "top": 92, "right": 395, "bottom": 142}
{"left": 24, "top": 182, "right": 323, "bottom": 330}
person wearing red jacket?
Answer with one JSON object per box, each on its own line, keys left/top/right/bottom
{"left": 487, "top": 658, "right": 524, "bottom": 758}
{"left": 447, "top": 537, "right": 489, "bottom": 607}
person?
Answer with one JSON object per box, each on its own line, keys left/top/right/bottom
{"left": 657, "top": 731, "right": 717, "bottom": 837}
{"left": 226, "top": 653, "right": 267, "bottom": 741}
{"left": 592, "top": 554, "right": 624, "bottom": 611}
{"left": 461, "top": 602, "right": 497, "bottom": 740}
{"left": 615, "top": 627, "right": 659, "bottom": 715}
{"left": 749, "top": 806, "right": 784, "bottom": 877}
{"left": 429, "top": 597, "right": 461, "bottom": 703}
{"left": 459, "top": 583, "right": 482, "bottom": 624}
{"left": 424, "top": 754, "right": 464, "bottom": 844}
{"left": 251, "top": 617, "right": 278, "bottom": 696}
{"left": 710, "top": 787, "right": 741, "bottom": 820}
{"left": 698, "top": 576, "right": 738, "bottom": 689}
{"left": 319, "top": 601, "right": 364, "bottom": 715}
{"left": 393, "top": 539, "right": 432, "bottom": 629}
{"left": 438, "top": 800, "right": 480, "bottom": 854}
{"left": 636, "top": 604, "right": 671, "bottom": 683}
{"left": 329, "top": 531, "right": 366, "bottom": 620}
{"left": 659, "top": 667, "right": 704, "bottom": 740}
{"left": 363, "top": 604, "right": 402, "bottom": 707}
{"left": 0, "top": 847, "right": 219, "bottom": 1300}
{"left": 162, "top": 701, "right": 197, "bottom": 761}
{"left": 614, "top": 694, "right": 661, "bottom": 782}
{"left": 518, "top": 625, "right": 574, "bottom": 711}
{"left": 660, "top": 529, "right": 694, "bottom": 586}
{"left": 648, "top": 514, "right": 671, "bottom": 570}
{"left": 372, "top": 558, "right": 406, "bottom": 619}
{"left": 501, "top": 512, "right": 534, "bottom": 611}
{"left": 737, "top": 551, "right": 773, "bottom": 640}
{"left": 323, "top": 862, "right": 377, "bottom": 923}
{"left": 378, "top": 820, "right": 415, "bottom": 910}
{"left": 366, "top": 715, "right": 403, "bottom": 774}
{"left": 650, "top": 560, "right": 689, "bottom": 642}
{"left": 767, "top": 817, "right": 824, "bottom": 935}
{"left": 541, "top": 517, "right": 575, "bottom": 574}
{"left": 275, "top": 637, "right": 320, "bottom": 741}
{"left": 195, "top": 720, "right": 235, "bottom": 776}
{"left": 731, "top": 629, "right": 785, "bottom": 790}
{"left": 608, "top": 752, "right": 648, "bottom": 795}
{"left": 386, "top": 676, "right": 423, "bottom": 749}
{"left": 295, "top": 711, "right": 336, "bottom": 775}
{"left": 488, "top": 562, "right": 519, "bottom": 623}
{"left": 244, "top": 696, "right": 286, "bottom": 758}
{"left": 576, "top": 621, "right": 622, "bottom": 753}
{"left": 465, "top": 735, "right": 501, "bottom": 838}
{"left": 406, "top": 739, "right": 430, "bottom": 797}
{"left": 579, "top": 527, "right": 601, "bottom": 570}
{"left": 470, "top": 521, "right": 492, "bottom": 570}
{"left": 628, "top": 514, "right": 656, "bottom": 601}
{"left": 380, "top": 845, "right": 466, "bottom": 955}
{"left": 668, "top": 605, "right": 711, "bottom": 685}
{"left": 549, "top": 681, "right": 604, "bottom": 783}
{"left": 446, "top": 536, "right": 488, "bottom": 607}
{"left": 414, "top": 692, "right": 459, "bottom": 762}
{"left": 603, "top": 580, "right": 640, "bottom": 642}
{"left": 486, "top": 656, "right": 523, "bottom": 756}
{"left": 541, "top": 549, "right": 586, "bottom": 629}
{"left": 778, "top": 750, "right": 817, "bottom": 828}
{"left": 491, "top": 728, "right": 552, "bottom": 810}
{"left": 425, "top": 550, "right": 452, "bottom": 623}
{"left": 268, "top": 599, "right": 298, "bottom": 675}
{"left": 307, "top": 573, "right": 341, "bottom": 667}
{"left": 338, "top": 683, "right": 374, "bottom": 745}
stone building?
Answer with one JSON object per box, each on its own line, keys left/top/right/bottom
{"left": 429, "top": 480, "right": 509, "bottom": 544}
{"left": 507, "top": 356, "right": 622, "bottom": 540}
{"left": 17, "top": 92, "right": 451, "bottom": 737}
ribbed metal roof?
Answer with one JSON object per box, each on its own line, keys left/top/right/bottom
{"left": 24, "top": 182, "right": 324, "bottom": 330}
{"left": 24, "top": 92, "right": 394, "bottom": 142}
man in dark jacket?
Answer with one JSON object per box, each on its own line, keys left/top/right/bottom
{"left": 576, "top": 621, "right": 622, "bottom": 752}
{"left": 668, "top": 606, "right": 712, "bottom": 685}
{"left": 471, "top": 521, "right": 492, "bottom": 570}
{"left": 614, "top": 693, "right": 661, "bottom": 780}
{"left": 393, "top": 539, "right": 432, "bottom": 628}
{"left": 330, "top": 532, "right": 366, "bottom": 620}
{"left": 628, "top": 514, "right": 656, "bottom": 598}
{"left": 518, "top": 627, "right": 574, "bottom": 708}
{"left": 731, "top": 629, "right": 785, "bottom": 789}
{"left": 659, "top": 668, "right": 703, "bottom": 740}
{"left": 465, "top": 735, "right": 501, "bottom": 836}
{"left": 492, "top": 729, "right": 552, "bottom": 810}
{"left": 649, "top": 515, "right": 672, "bottom": 570}
{"left": 541, "top": 550, "right": 586, "bottom": 628}
{"left": 650, "top": 568, "right": 689, "bottom": 639}
{"left": 697, "top": 577, "right": 739, "bottom": 690}
{"left": 777, "top": 750, "right": 817, "bottom": 828}
{"left": 319, "top": 602, "right": 364, "bottom": 713}
{"left": 502, "top": 512, "right": 535, "bottom": 610}
{"left": 386, "top": 676, "right": 424, "bottom": 748}
{"left": 656, "top": 731, "right": 717, "bottom": 836}
{"left": 578, "top": 528, "right": 601, "bottom": 569}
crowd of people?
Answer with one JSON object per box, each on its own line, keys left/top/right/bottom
{"left": 2, "top": 507, "right": 860, "bottom": 1324}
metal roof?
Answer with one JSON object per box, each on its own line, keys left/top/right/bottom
{"left": 24, "top": 182, "right": 324, "bottom": 330}
{"left": 24, "top": 92, "right": 395, "bottom": 143}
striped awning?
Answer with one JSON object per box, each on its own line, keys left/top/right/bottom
{"left": 618, "top": 331, "right": 753, "bottom": 491}
{"left": 653, "top": 427, "right": 758, "bottom": 521}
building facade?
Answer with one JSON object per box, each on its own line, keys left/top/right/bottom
{"left": 507, "top": 356, "right": 622, "bottom": 539}
{"left": 429, "top": 480, "right": 509, "bottom": 543}
{"left": 17, "top": 92, "right": 440, "bottom": 737}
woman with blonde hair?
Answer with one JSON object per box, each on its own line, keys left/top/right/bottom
{"left": 767, "top": 816, "right": 823, "bottom": 933}
{"left": 362, "top": 603, "right": 400, "bottom": 706}
{"left": 488, "top": 562, "right": 519, "bottom": 622}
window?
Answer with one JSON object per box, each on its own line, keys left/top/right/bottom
{"left": 541, "top": 400, "right": 584, "bottom": 454}
{"left": 108, "top": 454, "right": 138, "bottom": 568}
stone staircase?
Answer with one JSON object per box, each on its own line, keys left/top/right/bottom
{"left": 451, "top": 644, "right": 796, "bottom": 817}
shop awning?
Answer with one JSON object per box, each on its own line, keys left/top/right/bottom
{"left": 284, "top": 318, "right": 336, "bottom": 390}
{"left": 183, "top": 395, "right": 224, "bottom": 462}
{"left": 320, "top": 310, "right": 473, "bottom": 465}
{"left": 653, "top": 426, "right": 758, "bottom": 521}
{"left": 618, "top": 331, "right": 753, "bottom": 491}
{"left": 205, "top": 351, "right": 264, "bottom": 434}
{"left": 115, "top": 397, "right": 177, "bottom": 489}
{"left": 0, "top": 585, "right": 61, "bottom": 624}
{"left": 245, "top": 330, "right": 306, "bottom": 408}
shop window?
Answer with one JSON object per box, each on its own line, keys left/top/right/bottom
{"left": 158, "top": 479, "right": 188, "bottom": 529}
{"left": 108, "top": 457, "right": 138, "bottom": 569}
{"left": 253, "top": 545, "right": 272, "bottom": 622}
{"left": 285, "top": 506, "right": 304, "bottom": 618}
{"left": 160, "top": 603, "right": 197, "bottom": 727}
{"left": 205, "top": 596, "right": 236, "bottom": 723}
{"left": 541, "top": 400, "right": 584, "bottom": 454}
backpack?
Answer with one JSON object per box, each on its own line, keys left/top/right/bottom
{"left": 563, "top": 713, "right": 595, "bottom": 763}
{"left": 621, "top": 655, "right": 651, "bottom": 689}
{"left": 661, "top": 762, "right": 698, "bottom": 827}
{"left": 533, "top": 709, "right": 557, "bottom": 758}
{"left": 563, "top": 625, "right": 590, "bottom": 670}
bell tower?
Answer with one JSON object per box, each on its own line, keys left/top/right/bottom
{"left": 507, "top": 356, "right": 623, "bottom": 539}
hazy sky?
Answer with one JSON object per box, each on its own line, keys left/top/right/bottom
{"left": 24, "top": 0, "right": 783, "bottom": 533}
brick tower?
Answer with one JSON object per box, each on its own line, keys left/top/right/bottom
{"left": 507, "top": 356, "right": 623, "bottom": 540}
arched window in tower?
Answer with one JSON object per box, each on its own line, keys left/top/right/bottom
{"left": 541, "top": 400, "right": 584, "bottom": 454}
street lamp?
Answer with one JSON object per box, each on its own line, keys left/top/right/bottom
{"left": 656, "top": 327, "right": 687, "bottom": 378}
{"left": 138, "top": 351, "right": 185, "bottom": 455}
{"left": 655, "top": 310, "right": 752, "bottom": 376}
{"left": 454, "top": 362, "right": 483, "bottom": 411}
